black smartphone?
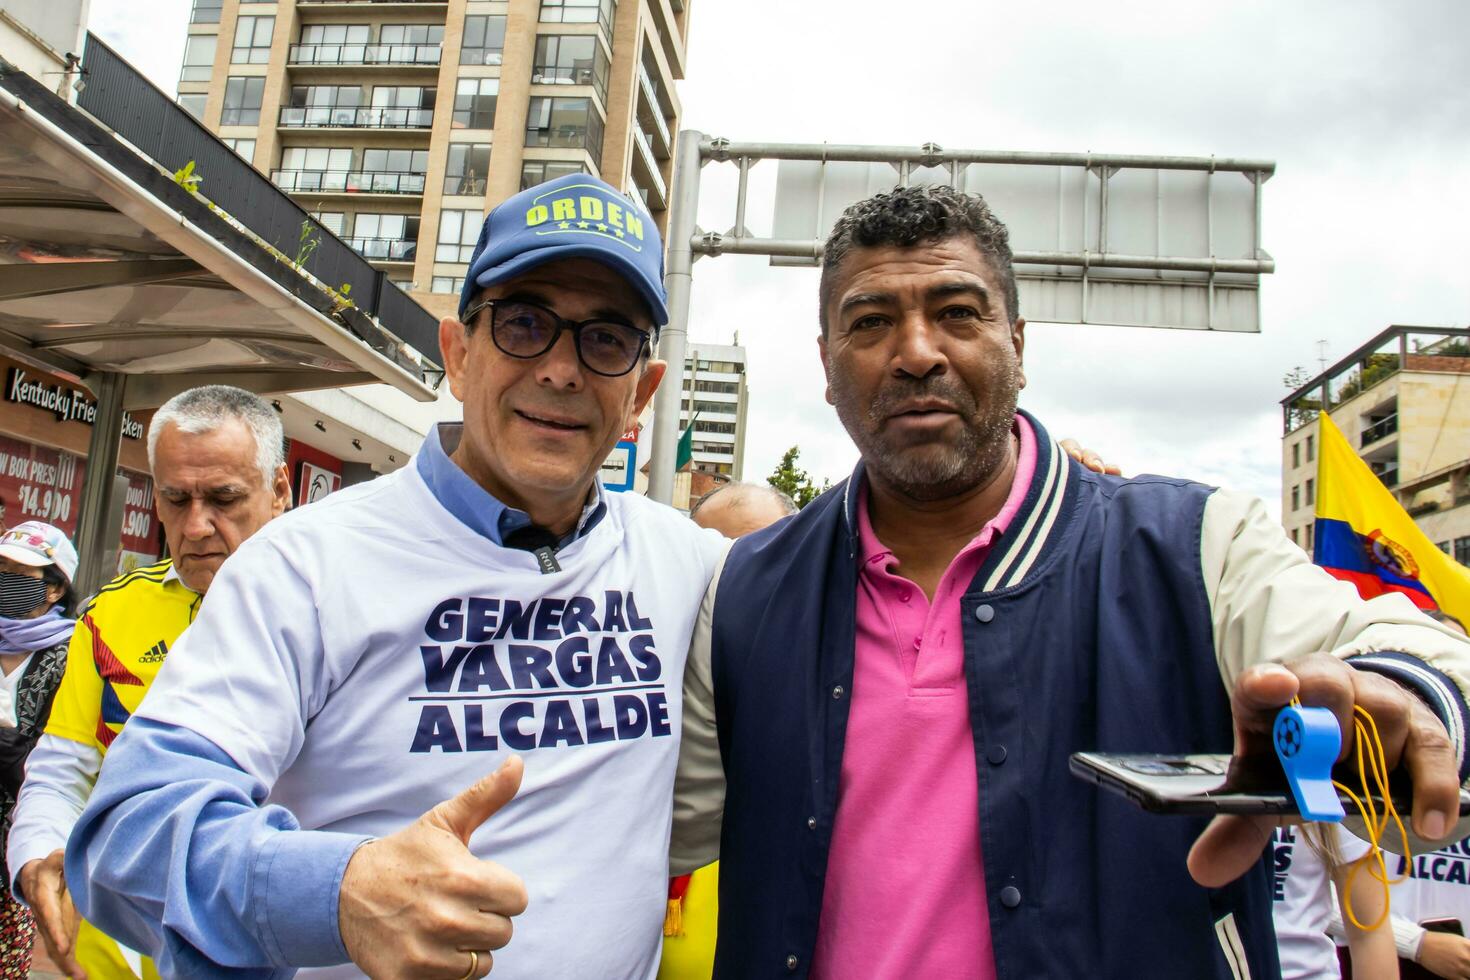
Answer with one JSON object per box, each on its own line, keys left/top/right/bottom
{"left": 1067, "top": 751, "right": 1470, "bottom": 816}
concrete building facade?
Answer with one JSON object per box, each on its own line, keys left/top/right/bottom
{"left": 679, "top": 340, "right": 747, "bottom": 479}
{"left": 176, "top": 0, "right": 687, "bottom": 323}
{"left": 1282, "top": 325, "right": 1470, "bottom": 564}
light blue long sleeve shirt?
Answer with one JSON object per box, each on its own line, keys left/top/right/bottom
{"left": 67, "top": 424, "right": 608, "bottom": 975}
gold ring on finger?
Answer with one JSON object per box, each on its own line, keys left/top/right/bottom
{"left": 455, "top": 950, "right": 478, "bottom": 980}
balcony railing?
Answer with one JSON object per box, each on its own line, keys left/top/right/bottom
{"left": 272, "top": 169, "right": 427, "bottom": 194}
{"left": 1373, "top": 465, "right": 1400, "bottom": 488}
{"left": 1361, "top": 414, "right": 1399, "bottom": 447}
{"left": 632, "top": 129, "right": 666, "bottom": 205}
{"left": 289, "top": 44, "right": 442, "bottom": 66}
{"left": 636, "top": 65, "right": 671, "bottom": 148}
{"left": 344, "top": 237, "right": 416, "bottom": 261}
{"left": 279, "top": 105, "right": 433, "bottom": 129}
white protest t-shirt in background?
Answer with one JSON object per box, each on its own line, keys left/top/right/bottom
{"left": 1272, "top": 824, "right": 1372, "bottom": 980}
{"left": 1387, "top": 836, "right": 1470, "bottom": 933}
{"left": 0, "top": 653, "right": 32, "bottom": 725}
{"left": 138, "top": 463, "right": 728, "bottom": 980}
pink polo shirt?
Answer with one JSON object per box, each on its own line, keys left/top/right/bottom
{"left": 810, "top": 416, "right": 1037, "bottom": 980}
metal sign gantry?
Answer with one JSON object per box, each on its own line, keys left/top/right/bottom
{"left": 647, "top": 132, "right": 1276, "bottom": 504}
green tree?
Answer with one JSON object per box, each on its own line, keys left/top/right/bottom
{"left": 767, "top": 445, "right": 829, "bottom": 509}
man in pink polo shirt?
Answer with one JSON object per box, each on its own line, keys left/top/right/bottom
{"left": 672, "top": 184, "right": 1470, "bottom": 978}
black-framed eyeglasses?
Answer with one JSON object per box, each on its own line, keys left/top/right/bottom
{"left": 462, "top": 298, "right": 651, "bottom": 378}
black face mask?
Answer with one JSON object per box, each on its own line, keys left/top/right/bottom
{"left": 0, "top": 572, "right": 49, "bottom": 618}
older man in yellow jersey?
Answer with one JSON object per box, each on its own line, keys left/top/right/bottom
{"left": 6, "top": 386, "right": 289, "bottom": 979}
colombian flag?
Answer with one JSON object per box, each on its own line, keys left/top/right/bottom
{"left": 1314, "top": 413, "right": 1470, "bottom": 626}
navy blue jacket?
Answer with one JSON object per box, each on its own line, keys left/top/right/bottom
{"left": 704, "top": 412, "right": 1470, "bottom": 979}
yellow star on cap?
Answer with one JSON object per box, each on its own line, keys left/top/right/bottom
{"left": 595, "top": 223, "right": 609, "bottom": 233}
{"left": 613, "top": 228, "right": 626, "bottom": 238}
{"left": 576, "top": 220, "right": 591, "bottom": 229}
{"left": 557, "top": 221, "right": 572, "bottom": 229}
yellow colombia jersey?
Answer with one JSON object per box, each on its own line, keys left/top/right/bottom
{"left": 45, "top": 559, "right": 197, "bottom": 980}
{"left": 46, "top": 559, "right": 200, "bottom": 754}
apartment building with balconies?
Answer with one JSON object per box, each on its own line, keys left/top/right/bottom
{"left": 1281, "top": 325, "right": 1470, "bottom": 562}
{"left": 176, "top": 0, "right": 688, "bottom": 322}
{"left": 679, "top": 341, "right": 747, "bottom": 479}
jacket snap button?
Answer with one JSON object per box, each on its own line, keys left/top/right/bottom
{"left": 786, "top": 954, "right": 799, "bottom": 971}
{"left": 807, "top": 816, "right": 817, "bottom": 830}
{"left": 987, "top": 745, "right": 1007, "bottom": 765}
{"left": 974, "top": 604, "right": 995, "bottom": 623}
{"left": 832, "top": 685, "right": 844, "bottom": 699}
{"left": 1000, "top": 885, "right": 1022, "bottom": 908}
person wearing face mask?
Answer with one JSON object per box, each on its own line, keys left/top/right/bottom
{"left": 0, "top": 521, "right": 76, "bottom": 979}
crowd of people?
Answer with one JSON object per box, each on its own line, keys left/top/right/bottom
{"left": 0, "top": 173, "right": 1460, "bottom": 979}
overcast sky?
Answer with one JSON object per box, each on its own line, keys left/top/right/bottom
{"left": 88, "top": 0, "right": 1470, "bottom": 514}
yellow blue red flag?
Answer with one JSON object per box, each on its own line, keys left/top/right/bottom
{"left": 1314, "top": 412, "right": 1470, "bottom": 626}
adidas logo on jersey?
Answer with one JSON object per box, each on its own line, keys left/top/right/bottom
{"left": 138, "top": 640, "right": 169, "bottom": 664}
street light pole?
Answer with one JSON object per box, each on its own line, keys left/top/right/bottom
{"left": 649, "top": 129, "right": 704, "bottom": 505}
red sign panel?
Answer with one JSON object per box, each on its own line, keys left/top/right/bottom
{"left": 0, "top": 433, "right": 160, "bottom": 572}
{"left": 0, "top": 434, "right": 83, "bottom": 533}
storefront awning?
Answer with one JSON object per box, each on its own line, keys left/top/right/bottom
{"left": 0, "top": 66, "right": 441, "bottom": 411}
{"left": 0, "top": 54, "right": 447, "bottom": 598}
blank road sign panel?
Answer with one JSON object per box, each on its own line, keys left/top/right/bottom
{"left": 771, "top": 158, "right": 1269, "bottom": 332}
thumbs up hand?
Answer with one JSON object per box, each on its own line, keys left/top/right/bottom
{"left": 338, "top": 756, "right": 529, "bottom": 979}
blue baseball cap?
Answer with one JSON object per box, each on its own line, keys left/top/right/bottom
{"left": 458, "top": 174, "right": 668, "bottom": 327}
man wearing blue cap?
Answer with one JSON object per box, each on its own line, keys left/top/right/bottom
{"left": 64, "top": 175, "right": 728, "bottom": 980}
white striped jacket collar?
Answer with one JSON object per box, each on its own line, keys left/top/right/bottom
{"left": 841, "top": 408, "right": 1077, "bottom": 595}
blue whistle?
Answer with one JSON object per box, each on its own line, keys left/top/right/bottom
{"left": 1273, "top": 705, "right": 1344, "bottom": 822}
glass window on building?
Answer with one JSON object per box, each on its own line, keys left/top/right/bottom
{"left": 301, "top": 24, "right": 370, "bottom": 44}
{"left": 519, "top": 159, "right": 588, "bottom": 190}
{"left": 452, "top": 78, "right": 499, "bottom": 130}
{"left": 1291, "top": 442, "right": 1300, "bottom": 469}
{"left": 359, "top": 148, "right": 429, "bottom": 193}
{"left": 1290, "top": 485, "right": 1300, "bottom": 511}
{"left": 284, "top": 85, "right": 363, "bottom": 126}
{"left": 177, "top": 93, "right": 207, "bottom": 119}
{"left": 1438, "top": 541, "right": 1452, "bottom": 555}
{"left": 350, "top": 214, "right": 419, "bottom": 260}
{"left": 532, "top": 36, "right": 609, "bottom": 103}
{"left": 381, "top": 23, "right": 444, "bottom": 63}
{"left": 361, "top": 148, "right": 428, "bottom": 174}
{"left": 431, "top": 276, "right": 466, "bottom": 295}
{"left": 296, "top": 24, "right": 370, "bottom": 65}
{"left": 539, "top": 0, "right": 616, "bottom": 37}
{"left": 1456, "top": 536, "right": 1470, "bottom": 567}
{"left": 232, "top": 16, "right": 275, "bottom": 64}
{"left": 1306, "top": 433, "right": 1315, "bottom": 462}
{"left": 460, "top": 16, "right": 507, "bottom": 66}
{"left": 221, "top": 76, "right": 266, "bottom": 126}
{"left": 437, "top": 210, "right": 481, "bottom": 263}
{"left": 1305, "top": 523, "right": 1314, "bottom": 552}
{"left": 380, "top": 24, "right": 444, "bottom": 45}
{"left": 190, "top": 0, "right": 223, "bottom": 25}
{"left": 311, "top": 211, "right": 346, "bottom": 236}
{"left": 180, "top": 35, "right": 217, "bottom": 83}
{"left": 277, "top": 147, "right": 353, "bottom": 191}
{"left": 222, "top": 137, "right": 255, "bottom": 161}
{"left": 444, "top": 143, "right": 491, "bottom": 196}
{"left": 370, "top": 86, "right": 435, "bottom": 127}
{"left": 524, "top": 97, "right": 604, "bottom": 161}
{"left": 1305, "top": 477, "right": 1315, "bottom": 506}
